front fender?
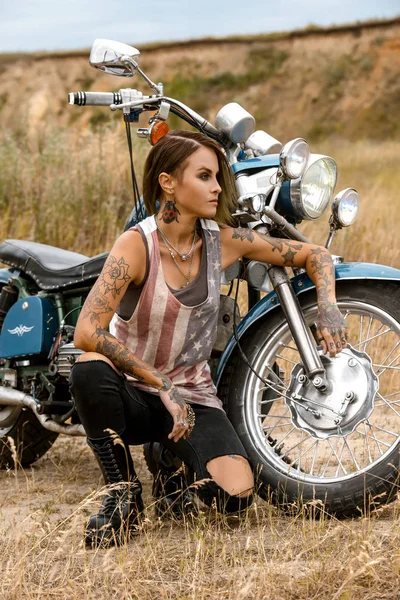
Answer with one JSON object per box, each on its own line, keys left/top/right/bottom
{"left": 214, "top": 261, "right": 400, "bottom": 386}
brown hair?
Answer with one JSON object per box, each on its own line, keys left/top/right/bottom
{"left": 142, "top": 130, "right": 237, "bottom": 225}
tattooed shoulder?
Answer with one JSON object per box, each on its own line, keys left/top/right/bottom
{"left": 232, "top": 228, "right": 254, "bottom": 242}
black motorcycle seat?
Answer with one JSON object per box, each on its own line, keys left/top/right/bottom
{"left": 0, "top": 239, "right": 108, "bottom": 290}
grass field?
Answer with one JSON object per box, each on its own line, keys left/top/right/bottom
{"left": 0, "top": 125, "right": 399, "bottom": 599}
{"left": 0, "top": 125, "right": 399, "bottom": 267}
{"left": 2, "top": 436, "right": 400, "bottom": 600}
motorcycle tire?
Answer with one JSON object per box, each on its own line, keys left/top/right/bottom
{"left": 0, "top": 406, "right": 58, "bottom": 469}
{"left": 219, "top": 281, "right": 400, "bottom": 517}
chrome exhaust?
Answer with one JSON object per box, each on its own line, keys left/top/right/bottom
{"left": 0, "top": 387, "right": 85, "bottom": 436}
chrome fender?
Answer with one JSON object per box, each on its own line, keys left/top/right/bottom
{"left": 214, "top": 261, "right": 400, "bottom": 386}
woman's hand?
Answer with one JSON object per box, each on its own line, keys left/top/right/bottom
{"left": 159, "top": 384, "right": 190, "bottom": 442}
{"left": 315, "top": 300, "right": 349, "bottom": 357}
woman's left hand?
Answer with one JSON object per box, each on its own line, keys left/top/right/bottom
{"left": 315, "top": 300, "right": 349, "bottom": 357}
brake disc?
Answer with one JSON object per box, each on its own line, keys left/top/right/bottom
{"left": 285, "top": 345, "right": 379, "bottom": 440}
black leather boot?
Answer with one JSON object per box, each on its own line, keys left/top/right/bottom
{"left": 143, "top": 441, "right": 197, "bottom": 519}
{"left": 85, "top": 435, "right": 144, "bottom": 547}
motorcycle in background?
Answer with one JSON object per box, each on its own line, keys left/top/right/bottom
{"left": 0, "top": 39, "right": 399, "bottom": 516}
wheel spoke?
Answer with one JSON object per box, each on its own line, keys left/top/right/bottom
{"left": 365, "top": 420, "right": 385, "bottom": 455}
{"left": 373, "top": 357, "right": 400, "bottom": 377}
{"left": 375, "top": 400, "right": 400, "bottom": 408}
{"left": 343, "top": 437, "right": 361, "bottom": 471}
{"left": 334, "top": 440, "right": 347, "bottom": 477}
{"left": 297, "top": 439, "right": 318, "bottom": 463}
{"left": 376, "top": 392, "right": 400, "bottom": 419}
{"left": 385, "top": 391, "right": 400, "bottom": 399}
{"left": 281, "top": 435, "right": 309, "bottom": 458}
{"left": 320, "top": 446, "right": 335, "bottom": 477}
{"left": 359, "top": 314, "right": 364, "bottom": 347}
{"left": 262, "top": 414, "right": 291, "bottom": 420}
{"left": 280, "top": 344, "right": 299, "bottom": 353}
{"left": 271, "top": 426, "right": 297, "bottom": 446}
{"left": 363, "top": 421, "right": 373, "bottom": 464}
{"left": 376, "top": 340, "right": 400, "bottom": 374}
{"left": 357, "top": 428, "right": 391, "bottom": 449}
{"left": 258, "top": 396, "right": 282, "bottom": 405}
{"left": 326, "top": 439, "right": 348, "bottom": 475}
{"left": 353, "top": 327, "right": 392, "bottom": 348}
{"left": 276, "top": 354, "right": 298, "bottom": 366}
{"left": 363, "top": 316, "right": 373, "bottom": 353}
{"left": 370, "top": 423, "right": 399, "bottom": 440}
{"left": 309, "top": 440, "right": 319, "bottom": 476}
{"left": 262, "top": 422, "right": 292, "bottom": 430}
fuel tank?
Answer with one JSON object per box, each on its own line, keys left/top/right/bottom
{"left": 0, "top": 296, "right": 58, "bottom": 359}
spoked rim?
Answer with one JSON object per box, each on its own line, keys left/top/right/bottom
{"left": 245, "top": 300, "right": 400, "bottom": 484}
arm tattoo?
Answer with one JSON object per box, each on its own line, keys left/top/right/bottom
{"left": 92, "top": 327, "right": 170, "bottom": 389}
{"left": 233, "top": 227, "right": 303, "bottom": 266}
{"left": 101, "top": 255, "right": 131, "bottom": 299}
{"left": 168, "top": 386, "right": 186, "bottom": 410}
{"left": 318, "top": 301, "right": 346, "bottom": 330}
{"left": 80, "top": 253, "right": 131, "bottom": 324}
{"left": 308, "top": 247, "right": 335, "bottom": 302}
{"left": 232, "top": 228, "right": 254, "bottom": 242}
{"left": 80, "top": 290, "right": 113, "bottom": 325}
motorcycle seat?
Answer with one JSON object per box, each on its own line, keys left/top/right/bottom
{"left": 0, "top": 239, "right": 108, "bottom": 290}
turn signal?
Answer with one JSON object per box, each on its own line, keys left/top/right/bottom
{"left": 149, "top": 120, "right": 170, "bottom": 145}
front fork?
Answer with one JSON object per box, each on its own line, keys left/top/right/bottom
{"left": 268, "top": 266, "right": 328, "bottom": 389}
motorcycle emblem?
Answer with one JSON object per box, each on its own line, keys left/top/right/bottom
{"left": 7, "top": 325, "right": 35, "bottom": 337}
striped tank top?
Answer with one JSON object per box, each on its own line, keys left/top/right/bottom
{"left": 112, "top": 215, "right": 223, "bottom": 410}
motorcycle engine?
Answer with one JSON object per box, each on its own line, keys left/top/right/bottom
{"left": 51, "top": 325, "right": 83, "bottom": 378}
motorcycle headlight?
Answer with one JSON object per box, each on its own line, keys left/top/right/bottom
{"left": 279, "top": 138, "right": 310, "bottom": 179}
{"left": 290, "top": 154, "right": 337, "bottom": 220}
{"left": 331, "top": 188, "right": 360, "bottom": 227}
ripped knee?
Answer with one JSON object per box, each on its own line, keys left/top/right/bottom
{"left": 76, "top": 352, "right": 120, "bottom": 374}
{"left": 206, "top": 454, "right": 254, "bottom": 497}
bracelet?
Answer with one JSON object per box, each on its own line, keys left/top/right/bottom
{"left": 183, "top": 403, "right": 196, "bottom": 439}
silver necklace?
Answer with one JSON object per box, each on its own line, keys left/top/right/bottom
{"left": 162, "top": 231, "right": 197, "bottom": 287}
{"left": 156, "top": 221, "right": 197, "bottom": 261}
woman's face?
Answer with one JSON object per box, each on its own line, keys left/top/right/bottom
{"left": 171, "top": 146, "right": 222, "bottom": 219}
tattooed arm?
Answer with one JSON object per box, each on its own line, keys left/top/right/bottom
{"left": 74, "top": 231, "right": 190, "bottom": 441}
{"left": 220, "top": 227, "right": 348, "bottom": 356}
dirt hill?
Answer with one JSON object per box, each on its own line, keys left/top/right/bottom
{"left": 1, "top": 17, "right": 400, "bottom": 143}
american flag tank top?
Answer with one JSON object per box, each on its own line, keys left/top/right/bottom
{"left": 112, "top": 215, "right": 223, "bottom": 410}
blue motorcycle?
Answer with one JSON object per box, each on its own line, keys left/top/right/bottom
{"left": 0, "top": 39, "right": 399, "bottom": 516}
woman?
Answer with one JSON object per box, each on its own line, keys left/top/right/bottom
{"left": 70, "top": 130, "right": 348, "bottom": 547}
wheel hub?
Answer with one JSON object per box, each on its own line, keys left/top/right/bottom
{"left": 285, "top": 345, "right": 379, "bottom": 439}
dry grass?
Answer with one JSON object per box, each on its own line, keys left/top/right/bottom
{"left": 0, "top": 126, "right": 399, "bottom": 266}
{"left": 2, "top": 437, "right": 400, "bottom": 600}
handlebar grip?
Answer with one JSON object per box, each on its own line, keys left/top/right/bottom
{"left": 68, "top": 91, "right": 123, "bottom": 106}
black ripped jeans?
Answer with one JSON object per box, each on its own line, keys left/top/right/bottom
{"left": 69, "top": 360, "right": 254, "bottom": 513}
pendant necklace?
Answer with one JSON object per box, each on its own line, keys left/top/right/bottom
{"left": 157, "top": 227, "right": 198, "bottom": 287}
{"left": 156, "top": 221, "right": 197, "bottom": 261}
{"left": 166, "top": 235, "right": 197, "bottom": 287}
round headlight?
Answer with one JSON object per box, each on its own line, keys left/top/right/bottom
{"left": 290, "top": 155, "right": 337, "bottom": 220}
{"left": 280, "top": 138, "right": 310, "bottom": 179}
{"left": 332, "top": 188, "right": 360, "bottom": 227}
{"left": 251, "top": 193, "right": 267, "bottom": 213}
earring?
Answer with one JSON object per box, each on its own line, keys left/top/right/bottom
{"left": 159, "top": 195, "right": 181, "bottom": 224}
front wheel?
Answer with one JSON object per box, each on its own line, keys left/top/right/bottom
{"left": 219, "top": 281, "right": 400, "bottom": 517}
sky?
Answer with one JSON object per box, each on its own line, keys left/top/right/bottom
{"left": 0, "top": 0, "right": 399, "bottom": 53}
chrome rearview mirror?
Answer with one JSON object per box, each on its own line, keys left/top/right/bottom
{"left": 89, "top": 39, "right": 141, "bottom": 77}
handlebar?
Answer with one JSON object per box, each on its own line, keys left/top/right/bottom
{"left": 68, "top": 91, "right": 123, "bottom": 106}
{"left": 68, "top": 90, "right": 227, "bottom": 145}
